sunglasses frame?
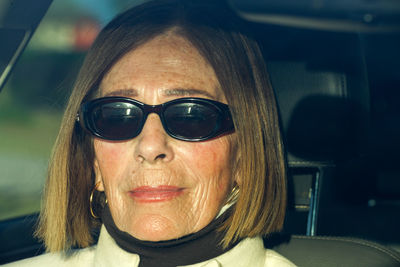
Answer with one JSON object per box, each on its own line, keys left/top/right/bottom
{"left": 77, "top": 96, "right": 234, "bottom": 142}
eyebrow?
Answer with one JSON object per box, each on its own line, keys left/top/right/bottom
{"left": 103, "top": 88, "right": 216, "bottom": 99}
{"left": 164, "top": 88, "right": 216, "bottom": 98}
{"left": 104, "top": 89, "right": 138, "bottom": 97}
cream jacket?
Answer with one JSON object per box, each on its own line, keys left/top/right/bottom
{"left": 3, "top": 226, "right": 297, "bottom": 267}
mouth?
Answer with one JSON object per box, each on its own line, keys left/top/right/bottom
{"left": 129, "top": 186, "right": 184, "bottom": 203}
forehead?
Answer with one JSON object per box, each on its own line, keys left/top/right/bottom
{"left": 99, "top": 33, "right": 223, "bottom": 100}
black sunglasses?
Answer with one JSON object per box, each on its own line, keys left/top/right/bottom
{"left": 77, "top": 97, "right": 234, "bottom": 141}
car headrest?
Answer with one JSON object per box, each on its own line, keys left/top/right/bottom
{"left": 265, "top": 31, "right": 370, "bottom": 165}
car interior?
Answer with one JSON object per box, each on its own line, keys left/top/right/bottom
{"left": 1, "top": 0, "right": 400, "bottom": 266}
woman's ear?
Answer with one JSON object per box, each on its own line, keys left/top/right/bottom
{"left": 94, "top": 158, "right": 105, "bottom": 191}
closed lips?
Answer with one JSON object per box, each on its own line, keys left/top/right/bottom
{"left": 129, "top": 186, "right": 184, "bottom": 202}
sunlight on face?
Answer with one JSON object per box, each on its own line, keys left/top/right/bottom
{"left": 93, "top": 33, "right": 235, "bottom": 241}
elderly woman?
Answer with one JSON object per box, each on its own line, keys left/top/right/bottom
{"left": 6, "top": 0, "right": 295, "bottom": 266}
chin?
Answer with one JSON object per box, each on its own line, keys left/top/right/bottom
{"left": 124, "top": 213, "right": 190, "bottom": 241}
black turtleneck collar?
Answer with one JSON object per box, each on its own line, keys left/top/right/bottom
{"left": 101, "top": 205, "right": 238, "bottom": 267}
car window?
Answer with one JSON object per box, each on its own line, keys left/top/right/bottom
{"left": 0, "top": 0, "right": 143, "bottom": 221}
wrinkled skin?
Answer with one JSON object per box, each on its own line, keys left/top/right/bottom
{"left": 94, "top": 33, "right": 236, "bottom": 241}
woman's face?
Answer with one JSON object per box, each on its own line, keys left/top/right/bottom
{"left": 94, "top": 33, "right": 235, "bottom": 241}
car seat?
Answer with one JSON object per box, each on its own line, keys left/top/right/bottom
{"left": 262, "top": 24, "right": 400, "bottom": 266}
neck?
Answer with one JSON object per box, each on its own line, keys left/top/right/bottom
{"left": 101, "top": 205, "right": 237, "bottom": 267}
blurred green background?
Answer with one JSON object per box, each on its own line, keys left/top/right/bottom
{"left": 0, "top": 48, "right": 85, "bottom": 220}
{"left": 0, "top": 0, "right": 143, "bottom": 220}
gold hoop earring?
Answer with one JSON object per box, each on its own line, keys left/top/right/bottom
{"left": 90, "top": 182, "right": 102, "bottom": 219}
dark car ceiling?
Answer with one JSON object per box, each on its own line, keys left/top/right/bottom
{"left": 0, "top": 0, "right": 53, "bottom": 92}
{"left": 1, "top": 0, "right": 399, "bottom": 93}
{"left": 228, "top": 0, "right": 400, "bottom": 32}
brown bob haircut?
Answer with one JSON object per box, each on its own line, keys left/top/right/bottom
{"left": 36, "top": 0, "right": 287, "bottom": 252}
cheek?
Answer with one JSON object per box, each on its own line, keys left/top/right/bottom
{"left": 192, "top": 145, "right": 218, "bottom": 170}
{"left": 188, "top": 139, "right": 233, "bottom": 188}
{"left": 94, "top": 140, "right": 131, "bottom": 179}
{"left": 95, "top": 140, "right": 123, "bottom": 161}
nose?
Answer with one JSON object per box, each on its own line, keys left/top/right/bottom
{"left": 134, "top": 113, "right": 174, "bottom": 164}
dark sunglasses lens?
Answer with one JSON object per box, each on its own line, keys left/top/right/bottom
{"left": 90, "top": 102, "right": 143, "bottom": 140}
{"left": 164, "top": 103, "right": 219, "bottom": 139}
